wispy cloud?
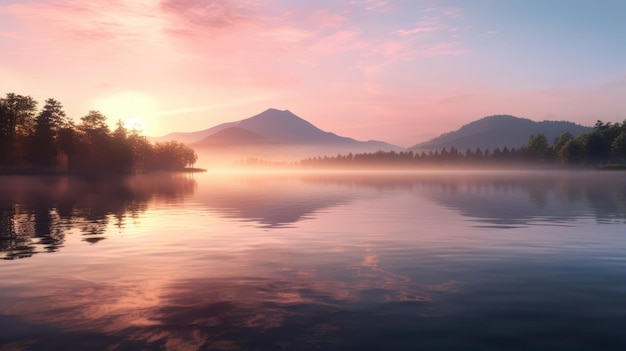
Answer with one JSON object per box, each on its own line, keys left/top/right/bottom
{"left": 442, "top": 6, "right": 464, "bottom": 18}
{"left": 394, "top": 6, "right": 465, "bottom": 38}
{"left": 365, "top": 5, "right": 467, "bottom": 71}
{"left": 157, "top": 94, "right": 276, "bottom": 116}
{"left": 393, "top": 16, "right": 441, "bottom": 36}
{"left": 160, "top": 0, "right": 255, "bottom": 29}
{"left": 349, "top": 0, "right": 392, "bottom": 12}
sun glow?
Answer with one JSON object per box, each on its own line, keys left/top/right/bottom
{"left": 124, "top": 117, "right": 145, "bottom": 133}
{"left": 93, "top": 91, "right": 157, "bottom": 134}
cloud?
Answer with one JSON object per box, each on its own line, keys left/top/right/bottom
{"left": 416, "top": 41, "right": 465, "bottom": 56}
{"left": 2, "top": 0, "right": 170, "bottom": 57}
{"left": 442, "top": 6, "right": 464, "bottom": 18}
{"left": 394, "top": 24, "right": 438, "bottom": 37}
{"left": 394, "top": 6, "right": 465, "bottom": 37}
{"left": 1, "top": 0, "right": 472, "bottom": 137}
{"left": 160, "top": 0, "right": 255, "bottom": 29}
{"left": 306, "top": 9, "right": 346, "bottom": 29}
{"left": 2, "top": 0, "right": 467, "bottom": 78}
{"left": 364, "top": 5, "right": 468, "bottom": 74}
{"left": 365, "top": 1, "right": 389, "bottom": 11}
{"left": 350, "top": 0, "right": 391, "bottom": 12}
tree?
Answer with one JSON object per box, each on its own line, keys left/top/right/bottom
{"left": 127, "top": 134, "right": 153, "bottom": 173}
{"left": 0, "top": 93, "right": 37, "bottom": 166}
{"left": 492, "top": 147, "right": 502, "bottom": 160}
{"left": 524, "top": 133, "right": 550, "bottom": 162}
{"left": 553, "top": 132, "right": 573, "bottom": 159}
{"left": 75, "top": 110, "right": 113, "bottom": 172}
{"left": 27, "top": 98, "right": 68, "bottom": 169}
{"left": 0, "top": 93, "right": 37, "bottom": 140}
{"left": 464, "top": 147, "right": 473, "bottom": 159}
{"left": 474, "top": 147, "right": 484, "bottom": 159}
{"left": 80, "top": 111, "right": 109, "bottom": 136}
{"left": 582, "top": 132, "right": 611, "bottom": 164}
{"left": 57, "top": 121, "right": 77, "bottom": 171}
{"left": 109, "top": 120, "right": 133, "bottom": 173}
{"left": 449, "top": 147, "right": 459, "bottom": 159}
{"left": 150, "top": 141, "right": 197, "bottom": 170}
{"left": 440, "top": 148, "right": 449, "bottom": 161}
{"left": 559, "top": 137, "right": 584, "bottom": 165}
{"left": 611, "top": 131, "right": 626, "bottom": 161}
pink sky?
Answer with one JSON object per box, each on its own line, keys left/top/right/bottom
{"left": 1, "top": 0, "right": 624, "bottom": 146}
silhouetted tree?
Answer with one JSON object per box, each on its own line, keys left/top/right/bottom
{"left": 110, "top": 120, "right": 133, "bottom": 173}
{"left": 583, "top": 132, "right": 611, "bottom": 164}
{"left": 524, "top": 133, "right": 550, "bottom": 162}
{"left": 559, "top": 137, "right": 584, "bottom": 164}
{"left": 75, "top": 110, "right": 113, "bottom": 172}
{"left": 611, "top": 131, "right": 626, "bottom": 161}
{"left": 475, "top": 147, "right": 484, "bottom": 159}
{"left": 0, "top": 93, "right": 37, "bottom": 167}
{"left": 552, "top": 131, "right": 573, "bottom": 162}
{"left": 150, "top": 141, "right": 197, "bottom": 170}
{"left": 464, "top": 148, "right": 473, "bottom": 159}
{"left": 27, "top": 98, "right": 69, "bottom": 169}
{"left": 449, "top": 147, "right": 459, "bottom": 160}
{"left": 128, "top": 133, "right": 153, "bottom": 173}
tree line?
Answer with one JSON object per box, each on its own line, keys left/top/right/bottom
{"left": 0, "top": 93, "right": 197, "bottom": 174}
{"left": 299, "top": 119, "right": 626, "bottom": 168}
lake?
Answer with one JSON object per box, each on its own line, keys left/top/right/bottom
{"left": 1, "top": 170, "right": 625, "bottom": 350}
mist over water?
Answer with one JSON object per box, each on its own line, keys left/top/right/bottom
{"left": 1, "top": 170, "right": 625, "bottom": 350}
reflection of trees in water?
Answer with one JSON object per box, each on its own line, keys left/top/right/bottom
{"left": 0, "top": 174, "right": 196, "bottom": 259}
{"left": 300, "top": 171, "right": 626, "bottom": 225}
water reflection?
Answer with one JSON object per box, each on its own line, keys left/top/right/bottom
{"left": 193, "top": 174, "right": 356, "bottom": 228}
{"left": 3, "top": 171, "right": 625, "bottom": 259}
{"left": 0, "top": 174, "right": 196, "bottom": 260}
{"left": 297, "top": 171, "right": 626, "bottom": 227}
{"left": 1, "top": 252, "right": 459, "bottom": 350}
{"left": 0, "top": 171, "right": 625, "bottom": 350}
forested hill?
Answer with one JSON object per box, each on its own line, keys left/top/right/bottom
{"left": 411, "top": 115, "right": 591, "bottom": 151}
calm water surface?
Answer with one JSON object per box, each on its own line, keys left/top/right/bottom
{"left": 0, "top": 170, "right": 625, "bottom": 350}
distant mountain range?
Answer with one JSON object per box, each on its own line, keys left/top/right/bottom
{"left": 153, "top": 110, "right": 593, "bottom": 160}
{"left": 410, "top": 115, "right": 591, "bottom": 151}
{"left": 154, "top": 108, "right": 400, "bottom": 155}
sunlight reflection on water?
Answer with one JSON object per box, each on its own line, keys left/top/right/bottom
{"left": 0, "top": 170, "right": 625, "bottom": 350}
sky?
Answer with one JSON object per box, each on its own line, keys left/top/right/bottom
{"left": 1, "top": 0, "right": 624, "bottom": 147}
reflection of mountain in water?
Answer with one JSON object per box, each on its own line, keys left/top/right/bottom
{"left": 4, "top": 171, "right": 624, "bottom": 259}
{"left": 422, "top": 172, "right": 626, "bottom": 227}
{"left": 0, "top": 174, "right": 196, "bottom": 260}
{"left": 194, "top": 175, "right": 355, "bottom": 228}
{"left": 298, "top": 171, "right": 626, "bottom": 227}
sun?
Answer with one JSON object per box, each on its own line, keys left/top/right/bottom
{"left": 124, "top": 117, "right": 145, "bottom": 132}
{"left": 92, "top": 91, "right": 156, "bottom": 133}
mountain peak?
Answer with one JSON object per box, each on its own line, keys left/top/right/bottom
{"left": 264, "top": 108, "right": 289, "bottom": 113}
{"left": 233, "top": 108, "right": 329, "bottom": 143}
{"left": 154, "top": 108, "right": 400, "bottom": 153}
{"left": 251, "top": 108, "right": 301, "bottom": 121}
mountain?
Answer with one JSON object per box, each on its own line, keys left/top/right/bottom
{"left": 151, "top": 121, "right": 237, "bottom": 145}
{"left": 411, "top": 115, "right": 591, "bottom": 151}
{"left": 196, "top": 127, "right": 272, "bottom": 146}
{"left": 155, "top": 108, "right": 400, "bottom": 152}
{"left": 197, "top": 108, "right": 357, "bottom": 145}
